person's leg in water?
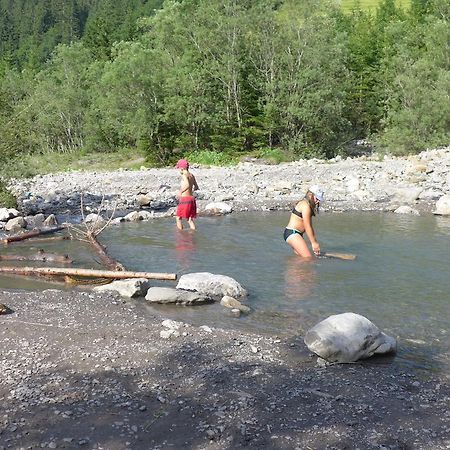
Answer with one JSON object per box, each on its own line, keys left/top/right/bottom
{"left": 176, "top": 216, "right": 184, "bottom": 230}
{"left": 188, "top": 217, "right": 196, "bottom": 230}
{"left": 287, "top": 233, "right": 313, "bottom": 258}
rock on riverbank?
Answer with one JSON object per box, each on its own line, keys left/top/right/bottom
{"left": 1, "top": 289, "right": 449, "bottom": 449}
{"left": 9, "top": 147, "right": 450, "bottom": 218}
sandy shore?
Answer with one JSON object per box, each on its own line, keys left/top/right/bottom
{"left": 1, "top": 289, "right": 449, "bottom": 450}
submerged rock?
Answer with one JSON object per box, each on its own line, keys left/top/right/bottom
{"left": 177, "top": 272, "right": 247, "bottom": 299}
{"left": 145, "top": 287, "right": 212, "bottom": 305}
{"left": 304, "top": 312, "right": 397, "bottom": 363}
{"left": 394, "top": 205, "right": 420, "bottom": 215}
{"left": 220, "top": 295, "right": 250, "bottom": 313}
{"left": 94, "top": 278, "right": 150, "bottom": 298}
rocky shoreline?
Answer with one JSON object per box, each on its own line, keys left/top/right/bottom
{"left": 1, "top": 289, "right": 450, "bottom": 450}
{"left": 7, "top": 147, "right": 450, "bottom": 223}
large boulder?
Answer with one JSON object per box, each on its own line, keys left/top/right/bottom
{"left": 176, "top": 272, "right": 247, "bottom": 299}
{"left": 94, "top": 278, "right": 151, "bottom": 298}
{"left": 145, "top": 287, "right": 212, "bottom": 305}
{"left": 304, "top": 312, "right": 397, "bottom": 363}
{"left": 434, "top": 195, "right": 450, "bottom": 216}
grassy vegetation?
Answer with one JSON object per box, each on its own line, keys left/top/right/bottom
{"left": 5, "top": 148, "right": 148, "bottom": 178}
{"left": 341, "top": 0, "right": 411, "bottom": 12}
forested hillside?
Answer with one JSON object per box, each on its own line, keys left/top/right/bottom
{"left": 0, "top": 0, "right": 449, "bottom": 173}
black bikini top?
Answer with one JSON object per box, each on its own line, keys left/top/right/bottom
{"left": 291, "top": 198, "right": 315, "bottom": 218}
{"left": 291, "top": 207, "right": 303, "bottom": 218}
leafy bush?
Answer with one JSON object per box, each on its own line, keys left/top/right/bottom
{"left": 0, "top": 180, "right": 17, "bottom": 208}
{"left": 182, "top": 150, "right": 237, "bottom": 166}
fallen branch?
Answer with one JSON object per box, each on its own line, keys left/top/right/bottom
{"left": 0, "top": 250, "right": 72, "bottom": 263}
{"left": 320, "top": 252, "right": 357, "bottom": 261}
{"left": 66, "top": 194, "right": 124, "bottom": 271}
{"left": 0, "top": 266, "right": 177, "bottom": 280}
{"left": 1, "top": 226, "right": 66, "bottom": 244}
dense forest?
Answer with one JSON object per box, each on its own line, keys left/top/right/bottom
{"left": 0, "top": 0, "right": 449, "bottom": 171}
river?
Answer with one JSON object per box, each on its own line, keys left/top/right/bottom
{"left": 1, "top": 211, "right": 449, "bottom": 375}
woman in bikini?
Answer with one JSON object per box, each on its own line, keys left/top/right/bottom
{"left": 284, "top": 186, "right": 324, "bottom": 258}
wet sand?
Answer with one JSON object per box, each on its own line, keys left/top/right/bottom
{"left": 1, "top": 289, "right": 449, "bottom": 449}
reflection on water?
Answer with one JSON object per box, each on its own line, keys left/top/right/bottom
{"left": 174, "top": 229, "right": 197, "bottom": 271}
{"left": 1, "top": 211, "right": 450, "bottom": 376}
{"left": 284, "top": 256, "right": 317, "bottom": 300}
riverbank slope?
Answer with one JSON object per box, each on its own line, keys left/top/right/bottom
{"left": 9, "top": 147, "right": 450, "bottom": 218}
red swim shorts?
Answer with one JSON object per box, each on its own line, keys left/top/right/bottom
{"left": 176, "top": 196, "right": 197, "bottom": 219}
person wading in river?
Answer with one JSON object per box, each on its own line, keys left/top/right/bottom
{"left": 175, "top": 159, "right": 199, "bottom": 230}
{"left": 283, "top": 186, "right": 325, "bottom": 258}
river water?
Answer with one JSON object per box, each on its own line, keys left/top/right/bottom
{"left": 1, "top": 212, "right": 449, "bottom": 375}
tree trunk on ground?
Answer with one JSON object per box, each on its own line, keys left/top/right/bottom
{"left": 0, "top": 266, "right": 177, "bottom": 280}
{"left": 0, "top": 250, "right": 73, "bottom": 263}
{"left": 86, "top": 231, "right": 124, "bottom": 271}
{"left": 1, "top": 226, "right": 66, "bottom": 244}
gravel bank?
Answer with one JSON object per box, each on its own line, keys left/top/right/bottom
{"left": 9, "top": 148, "right": 450, "bottom": 218}
{"left": 1, "top": 289, "right": 449, "bottom": 450}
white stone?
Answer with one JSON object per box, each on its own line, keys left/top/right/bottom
{"left": 94, "top": 278, "right": 150, "bottom": 298}
{"left": 84, "top": 213, "right": 105, "bottom": 224}
{"left": 0, "top": 208, "right": 14, "bottom": 222}
{"left": 124, "top": 211, "right": 141, "bottom": 222}
{"left": 160, "top": 329, "right": 180, "bottom": 339}
{"left": 394, "top": 206, "right": 420, "bottom": 215}
{"left": 304, "top": 312, "right": 397, "bottom": 363}
{"left": 138, "top": 211, "right": 153, "bottom": 220}
{"left": 434, "top": 195, "right": 450, "bottom": 216}
{"left": 204, "top": 202, "right": 233, "bottom": 214}
{"left": 161, "top": 319, "right": 184, "bottom": 330}
{"left": 177, "top": 272, "right": 247, "bottom": 299}
{"left": 346, "top": 176, "right": 360, "bottom": 193}
{"left": 393, "top": 187, "right": 423, "bottom": 203}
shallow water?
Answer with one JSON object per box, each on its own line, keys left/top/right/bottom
{"left": 2, "top": 212, "right": 450, "bottom": 375}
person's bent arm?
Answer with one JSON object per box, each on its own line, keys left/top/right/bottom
{"left": 179, "top": 175, "right": 190, "bottom": 197}
{"left": 303, "top": 207, "right": 320, "bottom": 255}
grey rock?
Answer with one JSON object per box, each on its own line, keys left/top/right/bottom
{"left": 94, "top": 278, "right": 151, "bottom": 298}
{"left": 43, "top": 214, "right": 58, "bottom": 227}
{"left": 5, "top": 216, "right": 27, "bottom": 232}
{"left": 221, "top": 295, "right": 250, "bottom": 313}
{"left": 177, "top": 272, "right": 247, "bottom": 299}
{"left": 145, "top": 287, "right": 212, "bottom": 305}
{"left": 304, "top": 312, "right": 397, "bottom": 363}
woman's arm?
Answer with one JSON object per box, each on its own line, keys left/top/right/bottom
{"left": 302, "top": 205, "right": 320, "bottom": 255}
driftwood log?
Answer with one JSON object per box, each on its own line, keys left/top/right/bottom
{"left": 1, "top": 226, "right": 66, "bottom": 244}
{"left": 321, "top": 252, "right": 357, "bottom": 261}
{"left": 87, "top": 232, "right": 124, "bottom": 271}
{"left": 0, "top": 250, "right": 73, "bottom": 263}
{"left": 0, "top": 266, "right": 177, "bottom": 280}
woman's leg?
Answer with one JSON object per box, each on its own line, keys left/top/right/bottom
{"left": 188, "top": 217, "right": 196, "bottom": 230}
{"left": 287, "top": 234, "right": 313, "bottom": 258}
{"left": 176, "top": 216, "right": 183, "bottom": 230}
